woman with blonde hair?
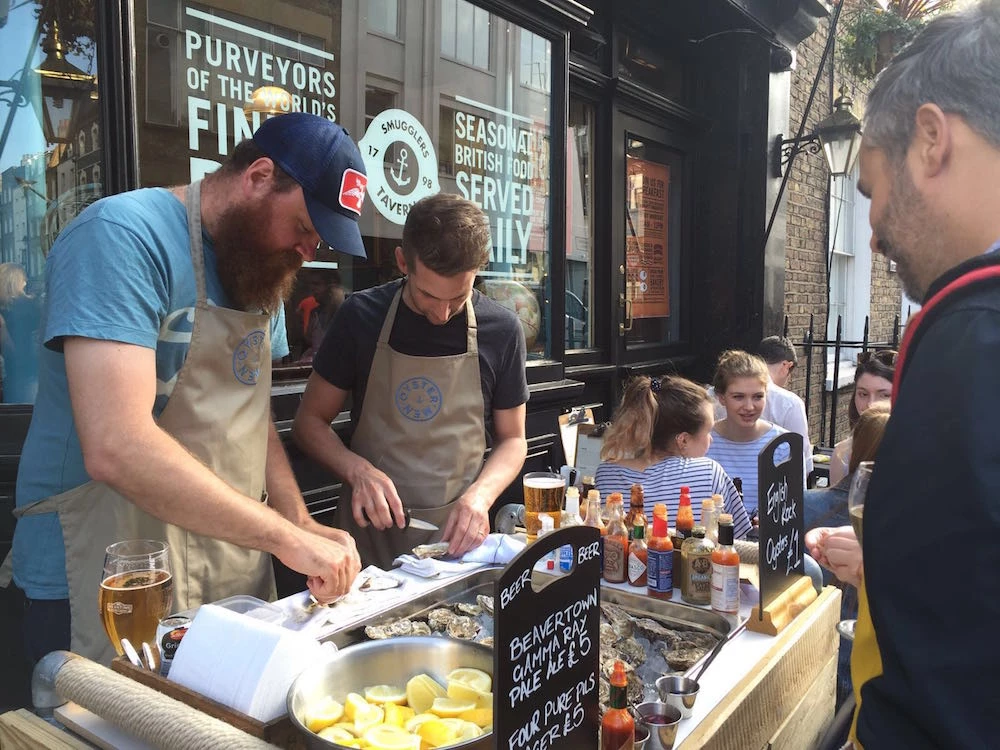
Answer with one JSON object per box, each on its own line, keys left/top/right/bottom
{"left": 706, "top": 350, "right": 787, "bottom": 518}
{"left": 0, "top": 263, "right": 39, "bottom": 402}
{"left": 596, "top": 374, "right": 752, "bottom": 538}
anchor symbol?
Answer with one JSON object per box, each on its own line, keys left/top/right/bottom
{"left": 389, "top": 147, "right": 411, "bottom": 187}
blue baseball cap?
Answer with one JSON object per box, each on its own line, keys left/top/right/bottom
{"left": 253, "top": 113, "right": 368, "bottom": 258}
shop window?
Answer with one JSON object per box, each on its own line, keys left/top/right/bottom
{"left": 133, "top": 0, "right": 554, "bottom": 365}
{"left": 520, "top": 29, "right": 550, "bottom": 92}
{"left": 368, "top": 0, "right": 399, "bottom": 38}
{"left": 0, "top": 0, "right": 103, "bottom": 404}
{"left": 566, "top": 96, "right": 594, "bottom": 351}
{"left": 441, "top": 0, "right": 490, "bottom": 71}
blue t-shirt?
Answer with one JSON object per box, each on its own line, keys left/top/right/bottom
{"left": 12, "top": 188, "right": 288, "bottom": 600}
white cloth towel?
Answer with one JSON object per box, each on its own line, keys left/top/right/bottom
{"left": 393, "top": 533, "right": 526, "bottom": 578}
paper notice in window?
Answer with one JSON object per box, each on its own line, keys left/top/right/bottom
{"left": 626, "top": 157, "right": 670, "bottom": 318}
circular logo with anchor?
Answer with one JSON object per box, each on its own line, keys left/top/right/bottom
{"left": 395, "top": 377, "right": 443, "bottom": 422}
{"left": 233, "top": 330, "right": 267, "bottom": 385}
{"left": 359, "top": 109, "right": 440, "bottom": 226}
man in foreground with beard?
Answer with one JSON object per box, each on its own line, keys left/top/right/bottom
{"left": 807, "top": 3, "right": 1000, "bottom": 747}
{"left": 9, "top": 113, "right": 363, "bottom": 666}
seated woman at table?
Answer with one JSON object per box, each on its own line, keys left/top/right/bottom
{"left": 829, "top": 350, "right": 896, "bottom": 486}
{"left": 595, "top": 374, "right": 752, "bottom": 539}
{"left": 805, "top": 401, "right": 891, "bottom": 531}
{"left": 706, "top": 350, "right": 788, "bottom": 520}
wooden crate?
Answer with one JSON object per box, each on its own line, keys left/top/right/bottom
{"left": 110, "top": 658, "right": 305, "bottom": 749}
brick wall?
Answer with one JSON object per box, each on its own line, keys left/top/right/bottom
{"left": 780, "top": 8, "right": 904, "bottom": 450}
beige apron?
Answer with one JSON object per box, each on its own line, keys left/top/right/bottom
{"left": 338, "top": 287, "right": 486, "bottom": 569}
{"left": 13, "top": 182, "right": 275, "bottom": 664}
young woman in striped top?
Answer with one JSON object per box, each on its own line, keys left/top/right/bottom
{"left": 595, "top": 375, "right": 752, "bottom": 539}
{"left": 706, "top": 350, "right": 788, "bottom": 518}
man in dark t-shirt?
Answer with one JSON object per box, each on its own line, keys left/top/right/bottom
{"left": 293, "top": 193, "right": 528, "bottom": 567}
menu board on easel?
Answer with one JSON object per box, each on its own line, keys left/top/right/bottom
{"left": 625, "top": 157, "right": 670, "bottom": 319}
{"left": 494, "top": 526, "right": 601, "bottom": 750}
{"left": 757, "top": 432, "right": 805, "bottom": 612}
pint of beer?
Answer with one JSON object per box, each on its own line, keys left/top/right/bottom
{"left": 100, "top": 540, "right": 173, "bottom": 657}
{"left": 523, "top": 472, "right": 565, "bottom": 543}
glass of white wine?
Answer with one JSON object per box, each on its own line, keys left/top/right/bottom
{"left": 837, "top": 461, "right": 873, "bottom": 642}
{"left": 100, "top": 540, "right": 173, "bottom": 657}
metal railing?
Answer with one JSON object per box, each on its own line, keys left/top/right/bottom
{"left": 782, "top": 312, "right": 906, "bottom": 449}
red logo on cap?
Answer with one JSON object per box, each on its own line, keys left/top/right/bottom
{"left": 339, "top": 169, "right": 367, "bottom": 215}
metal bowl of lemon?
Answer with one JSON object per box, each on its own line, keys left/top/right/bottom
{"left": 287, "top": 636, "right": 494, "bottom": 749}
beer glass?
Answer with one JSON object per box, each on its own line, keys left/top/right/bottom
{"left": 100, "top": 540, "right": 173, "bottom": 656}
{"left": 523, "top": 472, "right": 565, "bottom": 543}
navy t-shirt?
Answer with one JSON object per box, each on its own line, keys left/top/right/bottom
{"left": 312, "top": 279, "right": 528, "bottom": 444}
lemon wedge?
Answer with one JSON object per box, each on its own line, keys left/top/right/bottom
{"left": 317, "top": 725, "right": 358, "bottom": 743}
{"left": 304, "top": 695, "right": 345, "bottom": 733}
{"left": 404, "top": 712, "right": 439, "bottom": 733}
{"left": 344, "top": 692, "right": 369, "bottom": 721}
{"left": 362, "top": 724, "right": 421, "bottom": 750}
{"left": 416, "top": 718, "right": 458, "bottom": 748}
{"left": 430, "top": 697, "right": 477, "bottom": 718}
{"left": 446, "top": 680, "right": 486, "bottom": 704}
{"left": 405, "top": 674, "right": 446, "bottom": 714}
{"left": 446, "top": 667, "right": 492, "bottom": 693}
{"left": 353, "top": 702, "right": 385, "bottom": 733}
{"left": 364, "top": 684, "right": 408, "bottom": 705}
{"left": 458, "top": 707, "right": 493, "bottom": 728}
{"left": 384, "top": 702, "right": 416, "bottom": 727}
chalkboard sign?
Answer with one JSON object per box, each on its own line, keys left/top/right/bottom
{"left": 494, "top": 525, "right": 601, "bottom": 750}
{"left": 757, "top": 432, "right": 805, "bottom": 613}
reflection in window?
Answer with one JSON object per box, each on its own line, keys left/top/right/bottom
{"left": 566, "top": 97, "right": 594, "bottom": 350}
{"left": 441, "top": 0, "right": 490, "bottom": 70}
{"left": 0, "top": 0, "right": 102, "bottom": 403}
{"left": 520, "top": 29, "right": 550, "bottom": 92}
{"left": 368, "top": 0, "right": 399, "bottom": 37}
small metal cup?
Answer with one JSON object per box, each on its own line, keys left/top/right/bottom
{"left": 633, "top": 722, "right": 651, "bottom": 750}
{"left": 635, "top": 701, "right": 682, "bottom": 750}
{"left": 656, "top": 675, "right": 700, "bottom": 719}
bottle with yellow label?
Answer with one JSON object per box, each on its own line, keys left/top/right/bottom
{"left": 680, "top": 526, "right": 715, "bottom": 605}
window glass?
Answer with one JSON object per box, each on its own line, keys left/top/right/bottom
{"left": 566, "top": 96, "right": 593, "bottom": 350}
{"left": 0, "top": 0, "right": 102, "bottom": 404}
{"left": 134, "top": 0, "right": 553, "bottom": 364}
{"left": 368, "top": 0, "right": 398, "bottom": 38}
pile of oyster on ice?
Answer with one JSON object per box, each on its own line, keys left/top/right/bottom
{"left": 362, "top": 595, "right": 719, "bottom": 707}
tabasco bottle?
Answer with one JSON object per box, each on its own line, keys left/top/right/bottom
{"left": 676, "top": 486, "right": 694, "bottom": 539}
{"left": 624, "top": 483, "right": 647, "bottom": 541}
{"left": 647, "top": 503, "right": 673, "bottom": 600}
{"left": 711, "top": 513, "right": 740, "bottom": 614}
{"left": 627, "top": 520, "right": 648, "bottom": 587}
{"left": 603, "top": 493, "right": 628, "bottom": 583}
{"left": 601, "top": 660, "right": 635, "bottom": 750}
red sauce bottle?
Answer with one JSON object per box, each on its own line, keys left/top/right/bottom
{"left": 601, "top": 660, "right": 635, "bottom": 750}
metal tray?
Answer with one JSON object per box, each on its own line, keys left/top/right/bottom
{"left": 322, "top": 568, "right": 743, "bottom": 677}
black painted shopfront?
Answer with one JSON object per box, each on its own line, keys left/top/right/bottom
{"left": 0, "top": 0, "right": 828, "bottom": 708}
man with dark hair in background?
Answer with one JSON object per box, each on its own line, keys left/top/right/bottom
{"left": 757, "top": 335, "right": 813, "bottom": 475}
{"left": 294, "top": 193, "right": 528, "bottom": 568}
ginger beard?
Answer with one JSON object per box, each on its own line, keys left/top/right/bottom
{"left": 213, "top": 193, "right": 303, "bottom": 313}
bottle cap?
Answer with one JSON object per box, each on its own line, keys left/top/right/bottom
{"left": 719, "top": 513, "right": 733, "bottom": 524}
{"left": 587, "top": 489, "right": 601, "bottom": 503}
{"left": 679, "top": 493, "right": 691, "bottom": 507}
{"left": 653, "top": 503, "right": 668, "bottom": 518}
{"left": 610, "top": 659, "right": 627, "bottom": 687}
{"left": 701, "top": 498, "right": 715, "bottom": 511}
{"left": 692, "top": 525, "right": 706, "bottom": 539}
{"left": 680, "top": 485, "right": 690, "bottom": 494}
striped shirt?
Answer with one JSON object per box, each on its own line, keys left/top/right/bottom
{"left": 706, "top": 423, "right": 787, "bottom": 516}
{"left": 595, "top": 456, "right": 753, "bottom": 539}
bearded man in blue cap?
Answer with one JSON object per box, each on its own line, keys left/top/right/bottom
{"left": 9, "top": 113, "right": 363, "bottom": 666}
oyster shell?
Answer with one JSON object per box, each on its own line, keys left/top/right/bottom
{"left": 599, "top": 603, "right": 634, "bottom": 638}
{"left": 455, "top": 602, "right": 483, "bottom": 617}
{"left": 446, "top": 615, "right": 481, "bottom": 640}
{"left": 476, "top": 594, "right": 494, "bottom": 617}
{"left": 410, "top": 621, "right": 432, "bottom": 636}
{"left": 476, "top": 636, "right": 494, "bottom": 648}
{"left": 365, "top": 619, "right": 415, "bottom": 640}
{"left": 427, "top": 608, "right": 459, "bottom": 631}
{"left": 614, "top": 636, "right": 647, "bottom": 667}
{"left": 412, "top": 542, "right": 450, "bottom": 560}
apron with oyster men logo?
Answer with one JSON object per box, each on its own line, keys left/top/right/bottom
{"left": 13, "top": 181, "right": 275, "bottom": 665}
{"left": 339, "top": 286, "right": 487, "bottom": 569}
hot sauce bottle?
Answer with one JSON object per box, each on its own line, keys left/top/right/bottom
{"left": 711, "top": 513, "right": 740, "bottom": 614}
{"left": 647, "top": 503, "right": 674, "bottom": 600}
{"left": 681, "top": 526, "right": 714, "bottom": 605}
{"left": 676, "top": 486, "right": 694, "bottom": 539}
{"left": 603, "top": 493, "right": 628, "bottom": 584}
{"left": 627, "top": 520, "right": 648, "bottom": 587}
{"left": 601, "top": 660, "right": 635, "bottom": 750}
{"left": 624, "top": 483, "right": 647, "bottom": 541}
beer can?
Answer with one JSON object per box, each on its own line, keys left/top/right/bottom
{"left": 156, "top": 615, "right": 191, "bottom": 677}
